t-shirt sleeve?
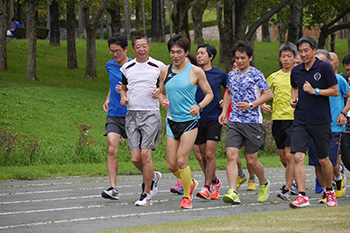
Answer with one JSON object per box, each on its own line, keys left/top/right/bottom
{"left": 121, "top": 74, "right": 128, "bottom": 85}
{"left": 221, "top": 72, "right": 228, "bottom": 88}
{"left": 291, "top": 70, "right": 297, "bottom": 88}
{"left": 256, "top": 71, "right": 269, "bottom": 91}
{"left": 339, "top": 76, "right": 350, "bottom": 95}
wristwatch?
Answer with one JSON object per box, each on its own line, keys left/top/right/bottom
{"left": 315, "top": 88, "right": 320, "bottom": 96}
{"left": 249, "top": 102, "right": 254, "bottom": 109}
{"left": 198, "top": 104, "right": 203, "bottom": 112}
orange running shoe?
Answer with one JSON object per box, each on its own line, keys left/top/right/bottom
{"left": 179, "top": 197, "right": 192, "bottom": 209}
{"left": 210, "top": 178, "right": 222, "bottom": 200}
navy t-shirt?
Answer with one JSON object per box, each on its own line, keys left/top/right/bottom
{"left": 291, "top": 57, "right": 337, "bottom": 125}
{"left": 196, "top": 66, "right": 227, "bottom": 121}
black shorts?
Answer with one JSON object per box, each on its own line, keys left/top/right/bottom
{"left": 104, "top": 115, "right": 127, "bottom": 139}
{"left": 308, "top": 132, "right": 340, "bottom": 166}
{"left": 290, "top": 124, "right": 331, "bottom": 159}
{"left": 166, "top": 118, "right": 198, "bottom": 140}
{"left": 195, "top": 120, "right": 222, "bottom": 145}
{"left": 272, "top": 120, "right": 293, "bottom": 149}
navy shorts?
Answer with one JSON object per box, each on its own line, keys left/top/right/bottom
{"left": 195, "top": 120, "right": 222, "bottom": 145}
{"left": 308, "top": 132, "right": 340, "bottom": 166}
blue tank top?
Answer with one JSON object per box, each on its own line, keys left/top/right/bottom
{"left": 164, "top": 63, "right": 199, "bottom": 122}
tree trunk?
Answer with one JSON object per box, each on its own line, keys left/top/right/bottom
{"left": 49, "top": 0, "right": 60, "bottom": 46}
{"left": 135, "top": 0, "right": 141, "bottom": 30}
{"left": 219, "top": 0, "right": 234, "bottom": 73}
{"left": 107, "top": 13, "right": 112, "bottom": 37}
{"left": 171, "top": 0, "right": 193, "bottom": 41}
{"left": 142, "top": 0, "right": 146, "bottom": 34}
{"left": 151, "top": 0, "right": 165, "bottom": 42}
{"left": 78, "top": 6, "right": 85, "bottom": 39}
{"left": 0, "top": 0, "right": 7, "bottom": 71}
{"left": 67, "top": 0, "right": 78, "bottom": 70}
{"left": 9, "top": 0, "right": 14, "bottom": 23}
{"left": 216, "top": 1, "right": 224, "bottom": 64}
{"left": 191, "top": 0, "right": 209, "bottom": 46}
{"left": 46, "top": 5, "right": 50, "bottom": 39}
{"left": 262, "top": 25, "right": 271, "bottom": 42}
{"left": 100, "top": 14, "right": 104, "bottom": 39}
{"left": 123, "top": 0, "right": 130, "bottom": 40}
{"left": 168, "top": 0, "right": 173, "bottom": 38}
{"left": 26, "top": 1, "right": 32, "bottom": 38}
{"left": 82, "top": 0, "right": 108, "bottom": 80}
{"left": 278, "top": 21, "right": 286, "bottom": 44}
{"left": 26, "top": 0, "right": 38, "bottom": 80}
{"left": 287, "top": 0, "right": 302, "bottom": 44}
{"left": 330, "top": 33, "right": 336, "bottom": 52}
{"left": 107, "top": 0, "right": 121, "bottom": 34}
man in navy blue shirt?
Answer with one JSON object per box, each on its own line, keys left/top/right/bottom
{"left": 194, "top": 44, "right": 228, "bottom": 200}
{"left": 289, "top": 36, "right": 339, "bottom": 208}
{"left": 101, "top": 34, "right": 131, "bottom": 200}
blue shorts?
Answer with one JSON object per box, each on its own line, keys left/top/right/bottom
{"left": 308, "top": 132, "right": 340, "bottom": 166}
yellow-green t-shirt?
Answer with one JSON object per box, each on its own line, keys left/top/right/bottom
{"left": 266, "top": 70, "right": 294, "bottom": 120}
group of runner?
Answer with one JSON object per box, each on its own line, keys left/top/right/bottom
{"left": 101, "top": 32, "right": 349, "bottom": 209}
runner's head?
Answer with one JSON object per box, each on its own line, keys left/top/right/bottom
{"left": 232, "top": 41, "right": 253, "bottom": 72}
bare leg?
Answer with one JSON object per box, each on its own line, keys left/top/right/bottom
{"left": 106, "top": 133, "right": 121, "bottom": 188}
{"left": 294, "top": 152, "right": 306, "bottom": 193}
{"left": 226, "top": 147, "right": 239, "bottom": 191}
{"left": 245, "top": 152, "right": 265, "bottom": 185}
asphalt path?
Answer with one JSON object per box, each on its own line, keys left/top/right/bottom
{"left": 0, "top": 166, "right": 349, "bottom": 233}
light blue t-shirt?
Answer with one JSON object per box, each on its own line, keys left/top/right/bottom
{"left": 227, "top": 66, "right": 270, "bottom": 123}
{"left": 330, "top": 74, "right": 350, "bottom": 132}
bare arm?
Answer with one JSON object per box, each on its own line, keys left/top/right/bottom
{"left": 303, "top": 81, "right": 338, "bottom": 97}
{"left": 190, "top": 68, "right": 213, "bottom": 117}
{"left": 218, "top": 89, "right": 232, "bottom": 125}
{"left": 120, "top": 84, "right": 129, "bottom": 106}
{"left": 337, "top": 89, "right": 350, "bottom": 125}
{"left": 158, "top": 67, "right": 170, "bottom": 110}
{"left": 236, "top": 89, "right": 272, "bottom": 111}
{"left": 103, "top": 88, "right": 111, "bottom": 112}
{"left": 290, "top": 87, "right": 298, "bottom": 108}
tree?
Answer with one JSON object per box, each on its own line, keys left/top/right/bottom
{"left": 287, "top": 0, "right": 302, "bottom": 44}
{"left": 218, "top": 0, "right": 290, "bottom": 72}
{"left": 123, "top": 0, "right": 130, "bottom": 40}
{"left": 151, "top": 0, "right": 165, "bottom": 42}
{"left": 82, "top": 0, "right": 109, "bottom": 79}
{"left": 0, "top": 0, "right": 7, "bottom": 71}
{"left": 135, "top": 0, "right": 141, "bottom": 30}
{"left": 106, "top": 0, "right": 122, "bottom": 34}
{"left": 67, "top": 0, "right": 78, "bottom": 70}
{"left": 217, "top": 0, "right": 233, "bottom": 70}
{"left": 191, "top": 0, "right": 209, "bottom": 45}
{"left": 49, "top": 0, "right": 60, "bottom": 46}
{"left": 171, "top": 0, "right": 194, "bottom": 40}
{"left": 26, "top": 0, "right": 39, "bottom": 80}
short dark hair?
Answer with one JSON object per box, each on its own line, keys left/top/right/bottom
{"left": 131, "top": 32, "right": 149, "bottom": 47}
{"left": 108, "top": 33, "right": 128, "bottom": 49}
{"left": 231, "top": 57, "right": 236, "bottom": 64}
{"left": 315, "top": 49, "right": 331, "bottom": 63}
{"left": 296, "top": 36, "right": 317, "bottom": 50}
{"left": 343, "top": 55, "right": 350, "bottom": 66}
{"left": 11, "top": 17, "right": 18, "bottom": 22}
{"left": 167, "top": 34, "right": 190, "bottom": 53}
{"left": 197, "top": 44, "right": 217, "bottom": 61}
{"left": 232, "top": 41, "right": 253, "bottom": 58}
{"left": 186, "top": 53, "right": 198, "bottom": 66}
{"left": 279, "top": 42, "right": 298, "bottom": 57}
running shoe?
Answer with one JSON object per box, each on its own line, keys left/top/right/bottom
{"left": 179, "top": 197, "right": 192, "bottom": 209}
{"left": 189, "top": 178, "right": 198, "bottom": 200}
{"left": 277, "top": 186, "right": 291, "bottom": 201}
{"left": 291, "top": 182, "right": 299, "bottom": 195}
{"left": 247, "top": 179, "right": 256, "bottom": 191}
{"left": 196, "top": 187, "right": 210, "bottom": 199}
{"left": 135, "top": 193, "right": 152, "bottom": 206}
{"left": 222, "top": 189, "right": 241, "bottom": 204}
{"left": 326, "top": 190, "right": 338, "bottom": 207}
{"left": 150, "top": 171, "right": 162, "bottom": 197}
{"left": 210, "top": 178, "right": 223, "bottom": 200}
{"left": 170, "top": 180, "right": 184, "bottom": 195}
{"left": 335, "top": 173, "right": 346, "bottom": 198}
{"left": 101, "top": 187, "right": 119, "bottom": 200}
{"left": 315, "top": 178, "right": 323, "bottom": 193}
{"left": 258, "top": 179, "right": 270, "bottom": 203}
{"left": 289, "top": 194, "right": 310, "bottom": 208}
{"left": 340, "top": 163, "right": 345, "bottom": 174}
{"left": 319, "top": 191, "right": 326, "bottom": 204}
{"left": 236, "top": 174, "right": 247, "bottom": 189}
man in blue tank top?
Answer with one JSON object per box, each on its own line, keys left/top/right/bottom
{"left": 194, "top": 44, "right": 227, "bottom": 201}
{"left": 158, "top": 34, "right": 213, "bottom": 209}
{"left": 101, "top": 33, "right": 131, "bottom": 200}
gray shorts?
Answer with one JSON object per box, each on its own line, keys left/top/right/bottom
{"left": 226, "top": 122, "right": 265, "bottom": 154}
{"left": 126, "top": 110, "right": 161, "bottom": 150}
{"left": 104, "top": 115, "right": 127, "bottom": 139}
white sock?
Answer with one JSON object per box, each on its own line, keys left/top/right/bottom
{"left": 335, "top": 175, "right": 343, "bottom": 181}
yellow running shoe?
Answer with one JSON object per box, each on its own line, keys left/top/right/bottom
{"left": 247, "top": 179, "right": 256, "bottom": 191}
{"left": 319, "top": 191, "right": 326, "bottom": 204}
{"left": 258, "top": 179, "right": 270, "bottom": 203}
{"left": 335, "top": 173, "right": 346, "bottom": 198}
{"left": 236, "top": 174, "right": 247, "bottom": 189}
{"left": 222, "top": 189, "right": 241, "bottom": 204}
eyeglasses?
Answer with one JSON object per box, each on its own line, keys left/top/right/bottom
{"left": 109, "top": 49, "right": 123, "bottom": 54}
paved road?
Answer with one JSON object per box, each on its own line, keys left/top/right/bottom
{"left": 0, "top": 166, "right": 349, "bottom": 233}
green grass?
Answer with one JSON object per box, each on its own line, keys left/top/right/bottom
{"left": 0, "top": 39, "right": 348, "bottom": 179}
{"left": 100, "top": 206, "right": 350, "bottom": 233}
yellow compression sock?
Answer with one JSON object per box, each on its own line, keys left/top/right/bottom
{"left": 179, "top": 166, "right": 193, "bottom": 199}
{"left": 173, "top": 170, "right": 181, "bottom": 179}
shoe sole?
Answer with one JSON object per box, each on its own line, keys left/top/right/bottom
{"left": 289, "top": 202, "right": 310, "bottom": 208}
{"left": 101, "top": 192, "right": 119, "bottom": 200}
{"left": 196, "top": 192, "right": 210, "bottom": 200}
{"left": 276, "top": 193, "right": 290, "bottom": 201}
{"left": 135, "top": 200, "right": 153, "bottom": 206}
{"left": 223, "top": 195, "right": 241, "bottom": 204}
{"left": 170, "top": 188, "right": 184, "bottom": 195}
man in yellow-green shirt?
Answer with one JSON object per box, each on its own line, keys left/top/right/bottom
{"left": 261, "top": 42, "right": 298, "bottom": 201}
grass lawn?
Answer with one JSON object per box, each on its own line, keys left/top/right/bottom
{"left": 0, "top": 39, "right": 347, "bottom": 180}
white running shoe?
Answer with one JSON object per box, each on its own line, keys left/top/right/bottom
{"left": 135, "top": 193, "right": 152, "bottom": 206}
{"left": 101, "top": 187, "right": 119, "bottom": 200}
{"left": 150, "top": 171, "right": 162, "bottom": 197}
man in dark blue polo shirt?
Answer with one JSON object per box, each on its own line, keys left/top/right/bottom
{"left": 289, "top": 36, "right": 339, "bottom": 208}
